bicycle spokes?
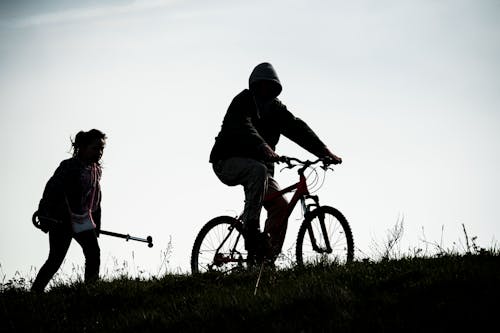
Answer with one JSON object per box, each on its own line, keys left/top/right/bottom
{"left": 191, "top": 217, "right": 249, "bottom": 274}
{"left": 297, "top": 207, "right": 354, "bottom": 265}
{"left": 307, "top": 211, "right": 333, "bottom": 254}
{"left": 208, "top": 225, "right": 245, "bottom": 271}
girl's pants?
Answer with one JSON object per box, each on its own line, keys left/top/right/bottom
{"left": 31, "top": 227, "right": 100, "bottom": 292}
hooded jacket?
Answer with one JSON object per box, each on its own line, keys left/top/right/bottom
{"left": 209, "top": 63, "right": 327, "bottom": 170}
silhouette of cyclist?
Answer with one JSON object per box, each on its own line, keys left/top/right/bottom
{"left": 209, "top": 62, "right": 342, "bottom": 263}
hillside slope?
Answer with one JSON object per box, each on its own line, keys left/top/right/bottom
{"left": 1, "top": 254, "right": 499, "bottom": 332}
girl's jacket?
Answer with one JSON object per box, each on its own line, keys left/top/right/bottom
{"left": 38, "top": 157, "right": 102, "bottom": 231}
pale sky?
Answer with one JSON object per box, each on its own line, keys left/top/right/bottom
{"left": 1, "top": 0, "right": 499, "bottom": 282}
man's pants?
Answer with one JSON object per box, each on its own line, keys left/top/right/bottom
{"left": 213, "top": 157, "right": 289, "bottom": 256}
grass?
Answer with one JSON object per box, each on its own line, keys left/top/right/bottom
{"left": 2, "top": 225, "right": 499, "bottom": 332}
{"left": 1, "top": 251, "right": 499, "bottom": 332}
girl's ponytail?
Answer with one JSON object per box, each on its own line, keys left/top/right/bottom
{"left": 71, "top": 129, "right": 106, "bottom": 158}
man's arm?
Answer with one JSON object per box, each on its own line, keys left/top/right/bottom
{"left": 217, "top": 91, "right": 278, "bottom": 160}
{"left": 278, "top": 102, "right": 342, "bottom": 163}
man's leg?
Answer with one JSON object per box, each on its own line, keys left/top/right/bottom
{"left": 263, "top": 177, "right": 289, "bottom": 259}
{"left": 213, "top": 157, "right": 268, "bottom": 252}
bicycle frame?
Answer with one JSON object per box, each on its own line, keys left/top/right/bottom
{"left": 206, "top": 173, "right": 314, "bottom": 269}
{"left": 264, "top": 165, "right": 318, "bottom": 218}
{"left": 263, "top": 161, "right": 333, "bottom": 254}
{"left": 199, "top": 158, "right": 335, "bottom": 271}
{"left": 213, "top": 222, "right": 244, "bottom": 268}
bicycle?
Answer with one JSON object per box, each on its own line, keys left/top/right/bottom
{"left": 191, "top": 156, "right": 354, "bottom": 274}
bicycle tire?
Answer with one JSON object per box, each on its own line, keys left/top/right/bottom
{"left": 296, "top": 206, "right": 354, "bottom": 266}
{"left": 191, "top": 216, "right": 247, "bottom": 274}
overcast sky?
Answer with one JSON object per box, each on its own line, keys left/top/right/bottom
{"left": 1, "top": 0, "right": 499, "bottom": 283}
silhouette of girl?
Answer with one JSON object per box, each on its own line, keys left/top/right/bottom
{"left": 31, "top": 129, "right": 106, "bottom": 292}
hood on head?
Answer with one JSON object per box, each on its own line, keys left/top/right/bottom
{"left": 249, "top": 62, "right": 282, "bottom": 97}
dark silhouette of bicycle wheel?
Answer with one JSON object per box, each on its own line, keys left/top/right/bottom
{"left": 191, "top": 216, "right": 247, "bottom": 274}
{"left": 296, "top": 206, "right": 354, "bottom": 266}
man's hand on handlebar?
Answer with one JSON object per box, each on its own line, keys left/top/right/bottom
{"left": 262, "top": 145, "right": 342, "bottom": 168}
{"left": 260, "top": 143, "right": 281, "bottom": 162}
{"left": 278, "top": 156, "right": 294, "bottom": 168}
{"left": 276, "top": 154, "right": 341, "bottom": 171}
{"left": 322, "top": 147, "right": 342, "bottom": 165}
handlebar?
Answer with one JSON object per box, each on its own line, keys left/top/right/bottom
{"left": 277, "top": 156, "right": 337, "bottom": 172}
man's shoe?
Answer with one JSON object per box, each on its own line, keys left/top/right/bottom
{"left": 243, "top": 228, "right": 259, "bottom": 251}
{"left": 255, "top": 232, "right": 272, "bottom": 262}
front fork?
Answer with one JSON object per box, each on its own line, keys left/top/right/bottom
{"left": 302, "top": 196, "right": 333, "bottom": 254}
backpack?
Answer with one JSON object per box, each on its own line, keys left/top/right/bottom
{"left": 32, "top": 198, "right": 63, "bottom": 233}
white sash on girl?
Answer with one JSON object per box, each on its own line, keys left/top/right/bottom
{"left": 71, "top": 211, "right": 96, "bottom": 233}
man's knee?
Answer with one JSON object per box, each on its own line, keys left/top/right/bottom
{"left": 249, "top": 161, "right": 268, "bottom": 182}
{"left": 267, "top": 198, "right": 288, "bottom": 220}
{"left": 214, "top": 158, "right": 268, "bottom": 186}
{"left": 276, "top": 196, "right": 288, "bottom": 212}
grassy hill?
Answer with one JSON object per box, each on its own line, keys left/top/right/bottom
{"left": 1, "top": 253, "right": 499, "bottom": 332}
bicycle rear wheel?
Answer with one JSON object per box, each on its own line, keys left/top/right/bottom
{"left": 191, "top": 216, "right": 247, "bottom": 274}
{"left": 296, "top": 206, "right": 354, "bottom": 266}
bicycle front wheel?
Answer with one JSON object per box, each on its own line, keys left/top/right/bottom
{"left": 296, "top": 206, "right": 354, "bottom": 266}
{"left": 191, "top": 216, "right": 247, "bottom": 274}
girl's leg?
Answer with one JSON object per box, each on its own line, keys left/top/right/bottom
{"left": 74, "top": 229, "right": 100, "bottom": 283}
{"left": 31, "top": 228, "right": 73, "bottom": 292}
